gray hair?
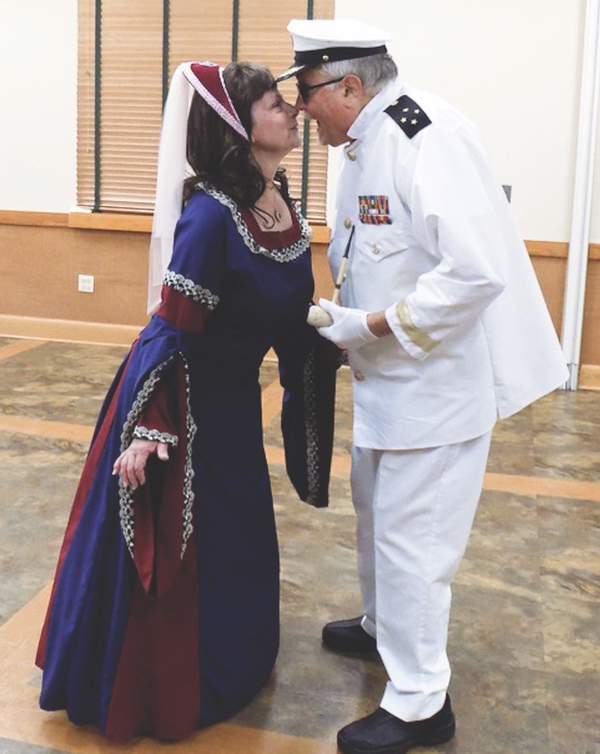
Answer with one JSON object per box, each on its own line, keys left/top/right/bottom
{"left": 314, "top": 53, "right": 398, "bottom": 96}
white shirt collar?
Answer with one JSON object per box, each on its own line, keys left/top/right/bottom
{"left": 346, "top": 77, "right": 404, "bottom": 143}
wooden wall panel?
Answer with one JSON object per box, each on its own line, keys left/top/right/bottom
{"left": 1, "top": 224, "right": 599, "bottom": 377}
{"left": 311, "top": 243, "right": 333, "bottom": 303}
{"left": 0, "top": 226, "right": 333, "bottom": 329}
{"left": 581, "top": 259, "right": 600, "bottom": 364}
{"left": 0, "top": 225, "right": 149, "bottom": 327}
{"left": 530, "top": 256, "right": 566, "bottom": 337}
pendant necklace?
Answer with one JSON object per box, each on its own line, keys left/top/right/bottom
{"left": 267, "top": 181, "right": 282, "bottom": 222}
{"left": 253, "top": 180, "right": 283, "bottom": 228}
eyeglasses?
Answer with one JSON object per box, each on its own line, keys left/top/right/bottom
{"left": 296, "top": 77, "right": 345, "bottom": 103}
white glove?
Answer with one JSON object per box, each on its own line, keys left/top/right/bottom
{"left": 316, "top": 298, "right": 379, "bottom": 349}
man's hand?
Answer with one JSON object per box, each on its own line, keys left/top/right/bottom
{"left": 113, "top": 438, "right": 170, "bottom": 490}
{"left": 316, "top": 298, "right": 380, "bottom": 349}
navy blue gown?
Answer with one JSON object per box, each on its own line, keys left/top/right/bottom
{"left": 36, "top": 185, "right": 337, "bottom": 742}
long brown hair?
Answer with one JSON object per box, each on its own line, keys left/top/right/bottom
{"left": 183, "top": 61, "right": 290, "bottom": 207}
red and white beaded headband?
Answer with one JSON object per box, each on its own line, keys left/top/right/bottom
{"left": 182, "top": 61, "right": 249, "bottom": 141}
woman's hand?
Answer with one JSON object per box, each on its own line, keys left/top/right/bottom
{"left": 112, "top": 438, "right": 170, "bottom": 490}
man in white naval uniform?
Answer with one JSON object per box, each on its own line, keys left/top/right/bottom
{"left": 279, "top": 18, "right": 569, "bottom": 754}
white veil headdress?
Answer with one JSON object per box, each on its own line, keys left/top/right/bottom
{"left": 147, "top": 61, "right": 249, "bottom": 314}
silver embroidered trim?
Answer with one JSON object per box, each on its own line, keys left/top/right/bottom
{"left": 197, "top": 182, "right": 311, "bottom": 263}
{"left": 133, "top": 426, "right": 179, "bottom": 447}
{"left": 302, "top": 347, "right": 321, "bottom": 503}
{"left": 163, "top": 270, "right": 220, "bottom": 309}
{"left": 118, "top": 354, "right": 197, "bottom": 561}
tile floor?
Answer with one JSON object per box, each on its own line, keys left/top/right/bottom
{"left": 0, "top": 337, "right": 598, "bottom": 754}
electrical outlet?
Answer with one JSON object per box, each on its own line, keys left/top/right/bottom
{"left": 78, "top": 274, "right": 95, "bottom": 293}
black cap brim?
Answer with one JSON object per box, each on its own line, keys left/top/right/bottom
{"left": 276, "top": 44, "right": 387, "bottom": 83}
{"left": 276, "top": 63, "right": 310, "bottom": 82}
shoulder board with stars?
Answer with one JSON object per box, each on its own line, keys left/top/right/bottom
{"left": 385, "top": 95, "right": 432, "bottom": 138}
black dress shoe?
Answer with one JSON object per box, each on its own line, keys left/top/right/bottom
{"left": 337, "top": 695, "right": 455, "bottom": 754}
{"left": 322, "top": 616, "right": 377, "bottom": 654}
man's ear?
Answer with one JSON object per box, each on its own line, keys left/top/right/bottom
{"left": 341, "top": 74, "right": 364, "bottom": 99}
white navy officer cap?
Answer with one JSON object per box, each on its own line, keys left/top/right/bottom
{"left": 277, "top": 19, "right": 392, "bottom": 81}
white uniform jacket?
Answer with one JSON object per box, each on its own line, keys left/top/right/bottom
{"left": 328, "top": 78, "right": 568, "bottom": 450}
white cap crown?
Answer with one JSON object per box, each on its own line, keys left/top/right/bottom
{"left": 278, "top": 18, "right": 392, "bottom": 81}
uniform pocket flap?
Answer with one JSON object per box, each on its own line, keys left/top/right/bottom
{"left": 355, "top": 226, "right": 410, "bottom": 262}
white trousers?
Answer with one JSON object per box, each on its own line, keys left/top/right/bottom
{"left": 351, "top": 431, "right": 492, "bottom": 722}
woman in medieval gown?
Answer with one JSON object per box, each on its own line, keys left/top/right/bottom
{"left": 35, "top": 60, "right": 337, "bottom": 743}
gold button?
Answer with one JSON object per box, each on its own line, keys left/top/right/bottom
{"left": 344, "top": 217, "right": 352, "bottom": 229}
{"left": 347, "top": 151, "right": 356, "bottom": 161}
{"left": 354, "top": 371, "right": 365, "bottom": 382}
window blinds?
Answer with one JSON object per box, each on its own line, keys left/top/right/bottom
{"left": 77, "top": 0, "right": 333, "bottom": 223}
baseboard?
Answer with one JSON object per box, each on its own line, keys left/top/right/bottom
{"left": 0, "top": 315, "right": 142, "bottom": 347}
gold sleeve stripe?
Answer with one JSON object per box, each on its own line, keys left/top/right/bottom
{"left": 395, "top": 300, "right": 440, "bottom": 353}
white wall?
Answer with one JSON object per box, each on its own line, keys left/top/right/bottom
{"left": 333, "top": 0, "right": 588, "bottom": 243}
{"left": 0, "top": 0, "right": 595, "bottom": 245}
{"left": 0, "top": 0, "right": 78, "bottom": 212}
